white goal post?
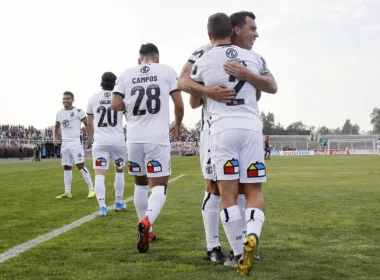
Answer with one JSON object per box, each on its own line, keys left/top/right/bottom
{"left": 327, "top": 139, "right": 376, "bottom": 152}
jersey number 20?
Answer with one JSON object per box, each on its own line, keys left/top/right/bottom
{"left": 97, "top": 107, "right": 117, "bottom": 127}
{"left": 131, "top": 84, "right": 161, "bottom": 116}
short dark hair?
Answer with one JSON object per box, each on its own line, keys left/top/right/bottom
{"left": 101, "top": 72, "right": 117, "bottom": 90}
{"left": 63, "top": 91, "right": 74, "bottom": 99}
{"left": 207, "top": 12, "right": 232, "bottom": 39}
{"left": 139, "top": 43, "right": 159, "bottom": 57}
{"left": 230, "top": 11, "right": 256, "bottom": 28}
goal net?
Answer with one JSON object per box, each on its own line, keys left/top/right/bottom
{"left": 327, "top": 139, "right": 376, "bottom": 152}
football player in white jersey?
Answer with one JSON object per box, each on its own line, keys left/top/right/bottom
{"left": 86, "top": 72, "right": 128, "bottom": 216}
{"left": 112, "top": 43, "right": 184, "bottom": 254}
{"left": 377, "top": 138, "right": 380, "bottom": 154}
{"left": 191, "top": 13, "right": 269, "bottom": 275}
{"left": 54, "top": 91, "right": 95, "bottom": 199}
{"left": 180, "top": 11, "right": 277, "bottom": 264}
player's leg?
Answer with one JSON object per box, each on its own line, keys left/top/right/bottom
{"left": 236, "top": 130, "right": 267, "bottom": 275}
{"left": 211, "top": 130, "right": 244, "bottom": 267}
{"left": 92, "top": 144, "right": 111, "bottom": 216}
{"left": 127, "top": 143, "right": 151, "bottom": 253}
{"left": 110, "top": 146, "right": 127, "bottom": 211}
{"left": 141, "top": 144, "right": 171, "bottom": 237}
{"left": 56, "top": 146, "right": 73, "bottom": 199}
{"left": 200, "top": 130, "right": 226, "bottom": 262}
{"left": 74, "top": 144, "right": 95, "bottom": 198}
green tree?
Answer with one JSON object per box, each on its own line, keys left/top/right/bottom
{"left": 370, "top": 108, "right": 380, "bottom": 133}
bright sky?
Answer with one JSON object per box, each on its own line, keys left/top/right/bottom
{"left": 0, "top": 0, "right": 379, "bottom": 132}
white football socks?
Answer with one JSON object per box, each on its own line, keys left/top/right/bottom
{"left": 146, "top": 185, "right": 167, "bottom": 224}
{"left": 80, "top": 167, "right": 94, "bottom": 191}
{"left": 64, "top": 170, "right": 72, "bottom": 194}
{"left": 220, "top": 205, "right": 244, "bottom": 256}
{"left": 245, "top": 208, "right": 265, "bottom": 239}
{"left": 202, "top": 192, "right": 221, "bottom": 251}
{"left": 237, "top": 194, "right": 247, "bottom": 236}
{"left": 114, "top": 172, "right": 125, "bottom": 203}
{"left": 95, "top": 174, "right": 106, "bottom": 207}
{"left": 134, "top": 185, "right": 149, "bottom": 220}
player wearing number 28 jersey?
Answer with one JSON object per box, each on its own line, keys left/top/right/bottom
{"left": 86, "top": 72, "right": 128, "bottom": 216}
{"left": 112, "top": 43, "right": 184, "bottom": 254}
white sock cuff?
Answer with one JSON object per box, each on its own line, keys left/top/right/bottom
{"left": 134, "top": 185, "right": 149, "bottom": 191}
{"left": 95, "top": 174, "right": 105, "bottom": 180}
{"left": 80, "top": 168, "right": 89, "bottom": 175}
{"left": 151, "top": 185, "right": 166, "bottom": 194}
{"left": 64, "top": 170, "right": 72, "bottom": 174}
{"left": 202, "top": 192, "right": 220, "bottom": 210}
{"left": 245, "top": 208, "right": 265, "bottom": 223}
{"left": 116, "top": 172, "right": 124, "bottom": 177}
{"left": 220, "top": 205, "right": 241, "bottom": 224}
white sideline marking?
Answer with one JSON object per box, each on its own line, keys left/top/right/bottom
{"left": 0, "top": 174, "right": 185, "bottom": 264}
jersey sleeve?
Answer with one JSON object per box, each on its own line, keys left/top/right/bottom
{"left": 187, "top": 44, "right": 211, "bottom": 64}
{"left": 258, "top": 55, "right": 272, "bottom": 76}
{"left": 168, "top": 67, "right": 179, "bottom": 95}
{"left": 55, "top": 111, "right": 60, "bottom": 123}
{"left": 190, "top": 59, "right": 205, "bottom": 83}
{"left": 113, "top": 73, "right": 126, "bottom": 98}
{"left": 78, "top": 109, "right": 86, "bottom": 121}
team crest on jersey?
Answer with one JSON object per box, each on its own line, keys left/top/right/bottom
{"left": 140, "top": 66, "right": 150, "bottom": 74}
{"left": 104, "top": 91, "right": 111, "bottom": 97}
{"left": 226, "top": 48, "right": 238, "bottom": 59}
{"left": 147, "top": 160, "right": 162, "bottom": 173}
{"left": 224, "top": 159, "right": 239, "bottom": 174}
{"left": 128, "top": 161, "right": 141, "bottom": 172}
{"left": 115, "top": 158, "right": 124, "bottom": 167}
{"left": 247, "top": 162, "right": 266, "bottom": 178}
{"left": 70, "top": 112, "right": 74, "bottom": 117}
{"left": 62, "top": 120, "right": 70, "bottom": 128}
{"left": 95, "top": 157, "right": 107, "bottom": 167}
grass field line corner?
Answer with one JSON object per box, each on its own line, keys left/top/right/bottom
{"left": 0, "top": 174, "right": 185, "bottom": 264}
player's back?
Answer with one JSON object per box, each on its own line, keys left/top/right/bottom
{"left": 120, "top": 63, "right": 178, "bottom": 145}
{"left": 192, "top": 45, "right": 262, "bottom": 134}
{"left": 87, "top": 90, "right": 125, "bottom": 146}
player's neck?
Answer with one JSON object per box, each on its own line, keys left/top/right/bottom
{"left": 64, "top": 106, "right": 73, "bottom": 110}
{"left": 213, "top": 38, "right": 232, "bottom": 47}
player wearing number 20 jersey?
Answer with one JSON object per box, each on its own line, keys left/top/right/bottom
{"left": 86, "top": 72, "right": 127, "bottom": 216}
{"left": 112, "top": 43, "right": 184, "bottom": 254}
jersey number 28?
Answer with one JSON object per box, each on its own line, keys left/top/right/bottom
{"left": 131, "top": 84, "right": 161, "bottom": 116}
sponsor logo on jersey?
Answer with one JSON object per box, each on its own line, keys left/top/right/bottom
{"left": 247, "top": 162, "right": 266, "bottom": 178}
{"left": 224, "top": 159, "right": 239, "bottom": 174}
{"left": 115, "top": 158, "right": 124, "bottom": 167}
{"left": 226, "top": 48, "right": 238, "bottom": 59}
{"left": 104, "top": 91, "right": 111, "bottom": 97}
{"left": 147, "top": 160, "right": 162, "bottom": 173}
{"left": 62, "top": 120, "right": 70, "bottom": 128}
{"left": 128, "top": 161, "right": 141, "bottom": 172}
{"left": 70, "top": 112, "right": 74, "bottom": 117}
{"left": 95, "top": 157, "right": 107, "bottom": 166}
{"left": 140, "top": 66, "right": 150, "bottom": 73}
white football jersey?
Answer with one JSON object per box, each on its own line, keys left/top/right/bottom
{"left": 113, "top": 63, "right": 178, "bottom": 145}
{"left": 56, "top": 107, "right": 86, "bottom": 144}
{"left": 87, "top": 90, "right": 125, "bottom": 146}
{"left": 191, "top": 44, "right": 263, "bottom": 135}
{"left": 188, "top": 43, "right": 271, "bottom": 133}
